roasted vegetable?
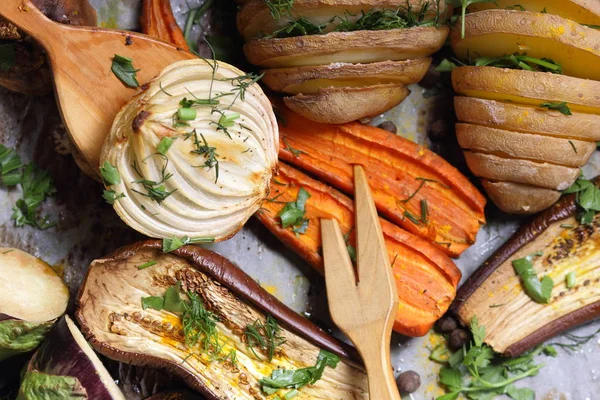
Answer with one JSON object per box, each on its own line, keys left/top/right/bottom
{"left": 276, "top": 107, "right": 486, "bottom": 257}
{"left": 452, "top": 10, "right": 600, "bottom": 80}
{"left": 0, "top": 248, "right": 68, "bottom": 360}
{"left": 18, "top": 315, "right": 125, "bottom": 399}
{"left": 76, "top": 241, "right": 368, "bottom": 399}
{"left": 452, "top": 189, "right": 600, "bottom": 356}
{"left": 141, "top": 0, "right": 189, "bottom": 50}
{"left": 256, "top": 163, "right": 461, "bottom": 336}
{"left": 100, "top": 59, "right": 278, "bottom": 241}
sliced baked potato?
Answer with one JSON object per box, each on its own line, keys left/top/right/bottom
{"left": 284, "top": 84, "right": 409, "bottom": 124}
{"left": 468, "top": 0, "right": 600, "bottom": 26}
{"left": 454, "top": 97, "right": 600, "bottom": 142}
{"left": 481, "top": 180, "right": 561, "bottom": 215}
{"left": 452, "top": 66, "right": 600, "bottom": 114}
{"left": 237, "top": 0, "right": 449, "bottom": 40}
{"left": 451, "top": 10, "right": 600, "bottom": 80}
{"left": 456, "top": 123, "right": 595, "bottom": 168}
{"left": 244, "top": 26, "right": 448, "bottom": 68}
{"left": 463, "top": 151, "right": 580, "bottom": 191}
{"left": 261, "top": 58, "right": 431, "bottom": 94}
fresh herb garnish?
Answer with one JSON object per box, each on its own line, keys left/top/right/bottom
{"left": 565, "top": 271, "right": 576, "bottom": 289}
{"left": 187, "top": 130, "right": 220, "bottom": 183}
{"left": 265, "top": 0, "right": 294, "bottom": 21}
{"left": 141, "top": 282, "right": 185, "bottom": 312}
{"left": 278, "top": 187, "right": 311, "bottom": 235}
{"left": 0, "top": 144, "right": 23, "bottom": 186}
{"left": 282, "top": 137, "right": 307, "bottom": 158}
{"left": 563, "top": 177, "right": 600, "bottom": 224}
{"left": 111, "top": 54, "right": 140, "bottom": 88}
{"left": 182, "top": 290, "right": 225, "bottom": 360}
{"left": 244, "top": 315, "right": 287, "bottom": 361}
{"left": 137, "top": 260, "right": 158, "bottom": 270}
{"left": 103, "top": 189, "right": 126, "bottom": 205}
{"left": 259, "top": 350, "right": 340, "bottom": 394}
{"left": 100, "top": 161, "right": 121, "bottom": 186}
{"left": 548, "top": 327, "right": 600, "bottom": 351}
{"left": 131, "top": 155, "right": 177, "bottom": 204}
{"left": 157, "top": 137, "right": 175, "bottom": 155}
{"left": 0, "top": 44, "right": 16, "bottom": 72}
{"left": 343, "top": 227, "right": 357, "bottom": 262}
{"left": 162, "top": 235, "right": 215, "bottom": 253}
{"left": 512, "top": 252, "right": 554, "bottom": 304}
{"left": 183, "top": 0, "right": 215, "bottom": 51}
{"left": 540, "top": 101, "right": 572, "bottom": 115}
{"left": 448, "top": 0, "right": 497, "bottom": 39}
{"left": 11, "top": 164, "right": 57, "bottom": 229}
{"left": 476, "top": 53, "right": 562, "bottom": 74}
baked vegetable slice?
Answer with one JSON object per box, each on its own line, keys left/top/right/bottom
{"left": 467, "top": 0, "right": 600, "bottom": 26}
{"left": 451, "top": 10, "right": 600, "bottom": 80}
{"left": 454, "top": 97, "right": 600, "bottom": 142}
{"left": 276, "top": 107, "right": 486, "bottom": 257}
{"left": 481, "top": 180, "right": 561, "bottom": 215}
{"left": 76, "top": 241, "right": 369, "bottom": 399}
{"left": 18, "top": 315, "right": 125, "bottom": 400}
{"left": 0, "top": 248, "right": 69, "bottom": 361}
{"left": 452, "top": 189, "right": 600, "bottom": 356}
{"left": 452, "top": 66, "right": 600, "bottom": 114}
{"left": 256, "top": 163, "right": 461, "bottom": 336}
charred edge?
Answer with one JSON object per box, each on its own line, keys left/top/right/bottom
{"left": 132, "top": 111, "right": 151, "bottom": 133}
{"left": 0, "top": 313, "right": 17, "bottom": 322}
{"left": 504, "top": 301, "right": 600, "bottom": 357}
{"left": 451, "top": 193, "right": 578, "bottom": 313}
{"left": 76, "top": 240, "right": 361, "bottom": 365}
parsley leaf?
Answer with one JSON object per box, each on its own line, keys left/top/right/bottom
{"left": 512, "top": 252, "right": 554, "bottom": 304}
{"left": 162, "top": 235, "right": 215, "bottom": 253}
{"left": 141, "top": 296, "right": 165, "bottom": 310}
{"left": 100, "top": 161, "right": 121, "bottom": 185}
{"left": 0, "top": 144, "right": 23, "bottom": 186}
{"left": 103, "top": 189, "right": 125, "bottom": 205}
{"left": 278, "top": 188, "right": 311, "bottom": 235}
{"left": 540, "top": 101, "right": 572, "bottom": 115}
{"left": 11, "top": 164, "right": 56, "bottom": 229}
{"left": 111, "top": 54, "right": 140, "bottom": 88}
{"left": 141, "top": 282, "right": 185, "bottom": 312}
{"left": 563, "top": 177, "right": 600, "bottom": 224}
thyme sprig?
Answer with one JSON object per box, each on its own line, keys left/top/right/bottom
{"left": 131, "top": 154, "right": 177, "bottom": 204}
{"left": 186, "top": 130, "right": 220, "bottom": 183}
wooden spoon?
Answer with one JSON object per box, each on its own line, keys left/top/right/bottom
{"left": 0, "top": 0, "right": 195, "bottom": 174}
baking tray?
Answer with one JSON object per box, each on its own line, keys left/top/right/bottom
{"left": 0, "top": 0, "right": 599, "bottom": 398}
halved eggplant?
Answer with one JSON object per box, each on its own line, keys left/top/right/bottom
{"left": 18, "top": 315, "right": 125, "bottom": 399}
{"left": 452, "top": 190, "right": 600, "bottom": 356}
{"left": 0, "top": 248, "right": 69, "bottom": 360}
{"left": 76, "top": 241, "right": 368, "bottom": 400}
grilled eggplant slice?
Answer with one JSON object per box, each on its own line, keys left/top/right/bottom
{"left": 0, "top": 248, "right": 69, "bottom": 361}
{"left": 452, "top": 191, "right": 600, "bottom": 356}
{"left": 19, "top": 315, "right": 125, "bottom": 400}
{"left": 76, "top": 241, "right": 368, "bottom": 400}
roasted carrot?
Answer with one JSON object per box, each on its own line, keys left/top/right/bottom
{"left": 276, "top": 106, "right": 486, "bottom": 257}
{"left": 141, "top": 0, "right": 189, "bottom": 50}
{"left": 257, "top": 163, "right": 461, "bottom": 336}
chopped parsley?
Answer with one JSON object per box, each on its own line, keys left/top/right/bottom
{"left": 540, "top": 102, "right": 572, "bottom": 115}
{"left": 563, "top": 177, "right": 600, "bottom": 224}
{"left": 162, "top": 235, "right": 215, "bottom": 253}
{"left": 278, "top": 188, "right": 311, "bottom": 235}
{"left": 111, "top": 54, "right": 140, "bottom": 88}
{"left": 512, "top": 252, "right": 554, "bottom": 304}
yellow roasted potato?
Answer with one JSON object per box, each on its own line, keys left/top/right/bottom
{"left": 468, "top": 0, "right": 600, "bottom": 26}
{"left": 452, "top": 66, "right": 600, "bottom": 114}
{"left": 244, "top": 26, "right": 448, "bottom": 68}
{"left": 237, "top": 0, "right": 450, "bottom": 40}
{"left": 456, "top": 123, "right": 595, "bottom": 167}
{"left": 454, "top": 97, "right": 600, "bottom": 142}
{"left": 463, "top": 151, "right": 580, "bottom": 191}
{"left": 283, "top": 83, "right": 409, "bottom": 124}
{"left": 481, "top": 180, "right": 561, "bottom": 215}
{"left": 261, "top": 59, "right": 430, "bottom": 94}
{"left": 451, "top": 10, "right": 600, "bottom": 80}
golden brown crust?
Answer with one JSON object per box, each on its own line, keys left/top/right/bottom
{"left": 244, "top": 26, "right": 449, "bottom": 68}
{"left": 454, "top": 97, "right": 600, "bottom": 142}
{"left": 456, "top": 123, "right": 595, "bottom": 168}
{"left": 463, "top": 151, "right": 580, "bottom": 191}
{"left": 261, "top": 59, "right": 431, "bottom": 93}
{"left": 481, "top": 180, "right": 561, "bottom": 215}
{"left": 452, "top": 66, "right": 600, "bottom": 112}
{"left": 283, "top": 84, "right": 409, "bottom": 124}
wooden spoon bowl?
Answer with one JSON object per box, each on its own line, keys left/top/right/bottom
{"left": 0, "top": 0, "right": 195, "bottom": 174}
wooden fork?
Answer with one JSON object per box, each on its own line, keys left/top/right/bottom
{"left": 321, "top": 165, "right": 401, "bottom": 400}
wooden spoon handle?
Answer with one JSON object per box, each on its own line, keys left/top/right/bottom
{"left": 0, "top": 0, "right": 61, "bottom": 45}
{"left": 361, "top": 337, "right": 401, "bottom": 400}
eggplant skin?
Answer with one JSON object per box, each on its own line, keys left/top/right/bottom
{"left": 452, "top": 189, "right": 600, "bottom": 356}
{"left": 17, "top": 371, "right": 87, "bottom": 400}
{"left": 0, "top": 320, "right": 53, "bottom": 361}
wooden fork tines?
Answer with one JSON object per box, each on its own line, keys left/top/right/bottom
{"left": 321, "top": 165, "right": 400, "bottom": 400}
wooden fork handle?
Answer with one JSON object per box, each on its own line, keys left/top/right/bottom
{"left": 355, "top": 333, "right": 401, "bottom": 400}
{"left": 0, "top": 0, "right": 61, "bottom": 45}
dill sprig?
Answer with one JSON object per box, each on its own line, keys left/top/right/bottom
{"left": 185, "top": 130, "right": 220, "bottom": 183}
{"left": 244, "top": 315, "right": 287, "bottom": 361}
{"left": 131, "top": 154, "right": 177, "bottom": 204}
{"left": 265, "top": 0, "right": 295, "bottom": 20}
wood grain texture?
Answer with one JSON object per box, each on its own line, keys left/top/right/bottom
{"left": 322, "top": 166, "right": 400, "bottom": 400}
{"left": 0, "top": 0, "right": 195, "bottom": 174}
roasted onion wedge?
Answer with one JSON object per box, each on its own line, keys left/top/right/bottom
{"left": 0, "top": 248, "right": 69, "bottom": 361}
{"left": 76, "top": 241, "right": 368, "bottom": 400}
{"left": 262, "top": 59, "right": 431, "bottom": 94}
{"left": 452, "top": 188, "right": 600, "bottom": 356}
{"left": 237, "top": 0, "right": 450, "bottom": 40}
{"left": 100, "top": 59, "right": 278, "bottom": 242}
{"left": 19, "top": 315, "right": 125, "bottom": 400}
{"left": 244, "top": 27, "right": 448, "bottom": 68}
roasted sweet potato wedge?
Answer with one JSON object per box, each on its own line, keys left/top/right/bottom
{"left": 256, "top": 163, "right": 461, "bottom": 336}
{"left": 452, "top": 187, "right": 600, "bottom": 356}
{"left": 275, "top": 107, "right": 486, "bottom": 257}
{"left": 141, "top": 0, "right": 189, "bottom": 50}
